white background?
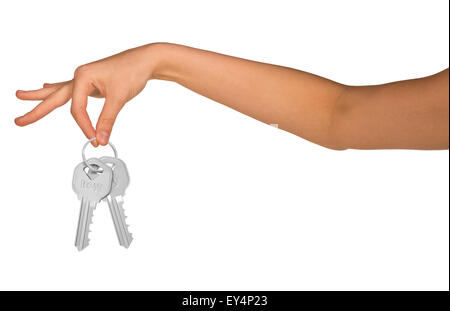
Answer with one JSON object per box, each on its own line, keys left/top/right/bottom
{"left": 0, "top": 0, "right": 448, "bottom": 291}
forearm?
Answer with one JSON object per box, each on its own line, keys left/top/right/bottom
{"left": 149, "top": 43, "right": 346, "bottom": 149}
{"left": 147, "top": 43, "right": 448, "bottom": 150}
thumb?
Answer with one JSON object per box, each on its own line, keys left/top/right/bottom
{"left": 96, "top": 98, "right": 123, "bottom": 145}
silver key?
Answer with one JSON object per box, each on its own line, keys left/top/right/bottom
{"left": 72, "top": 158, "right": 113, "bottom": 251}
{"left": 100, "top": 156, "right": 133, "bottom": 248}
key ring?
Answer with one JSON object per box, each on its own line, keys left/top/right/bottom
{"left": 82, "top": 138, "right": 118, "bottom": 173}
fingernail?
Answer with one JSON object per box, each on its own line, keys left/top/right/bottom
{"left": 97, "top": 130, "right": 110, "bottom": 145}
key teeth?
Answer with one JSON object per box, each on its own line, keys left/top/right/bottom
{"left": 118, "top": 200, "right": 125, "bottom": 210}
{"left": 118, "top": 199, "right": 133, "bottom": 248}
{"left": 117, "top": 200, "right": 131, "bottom": 226}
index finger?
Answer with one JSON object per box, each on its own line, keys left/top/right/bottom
{"left": 70, "top": 76, "right": 97, "bottom": 146}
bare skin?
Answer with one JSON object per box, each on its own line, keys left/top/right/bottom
{"left": 15, "top": 43, "right": 449, "bottom": 150}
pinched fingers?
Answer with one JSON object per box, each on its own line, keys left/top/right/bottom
{"left": 70, "top": 68, "right": 97, "bottom": 145}
{"left": 15, "top": 83, "right": 73, "bottom": 126}
{"left": 96, "top": 97, "right": 124, "bottom": 145}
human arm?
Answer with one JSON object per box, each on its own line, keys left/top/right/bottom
{"left": 15, "top": 43, "right": 449, "bottom": 150}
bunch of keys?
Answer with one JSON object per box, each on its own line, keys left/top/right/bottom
{"left": 72, "top": 138, "right": 133, "bottom": 251}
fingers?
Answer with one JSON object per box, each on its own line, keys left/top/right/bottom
{"left": 70, "top": 72, "right": 97, "bottom": 146}
{"left": 96, "top": 98, "right": 123, "bottom": 145}
{"left": 15, "top": 83, "right": 72, "bottom": 126}
{"left": 16, "top": 85, "right": 60, "bottom": 101}
{"left": 43, "top": 81, "right": 69, "bottom": 88}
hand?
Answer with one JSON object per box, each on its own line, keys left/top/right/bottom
{"left": 15, "top": 44, "right": 158, "bottom": 146}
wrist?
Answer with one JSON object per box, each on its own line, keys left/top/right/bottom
{"left": 145, "top": 42, "right": 179, "bottom": 82}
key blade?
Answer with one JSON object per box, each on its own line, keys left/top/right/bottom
{"left": 75, "top": 199, "right": 96, "bottom": 251}
{"left": 107, "top": 196, "right": 133, "bottom": 248}
{"left": 117, "top": 198, "right": 133, "bottom": 248}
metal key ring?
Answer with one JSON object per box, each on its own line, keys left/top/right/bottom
{"left": 82, "top": 138, "right": 118, "bottom": 173}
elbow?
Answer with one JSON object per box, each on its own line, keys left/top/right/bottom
{"left": 323, "top": 142, "right": 348, "bottom": 151}
{"left": 320, "top": 139, "right": 349, "bottom": 151}
{"left": 323, "top": 85, "right": 353, "bottom": 151}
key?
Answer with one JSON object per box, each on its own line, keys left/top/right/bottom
{"left": 72, "top": 158, "right": 113, "bottom": 251}
{"left": 100, "top": 156, "right": 133, "bottom": 248}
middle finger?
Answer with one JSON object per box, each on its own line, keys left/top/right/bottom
{"left": 16, "top": 84, "right": 62, "bottom": 101}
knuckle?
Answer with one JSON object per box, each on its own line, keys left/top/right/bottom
{"left": 70, "top": 106, "right": 79, "bottom": 118}
{"left": 98, "top": 117, "right": 115, "bottom": 128}
{"left": 74, "top": 65, "right": 89, "bottom": 79}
